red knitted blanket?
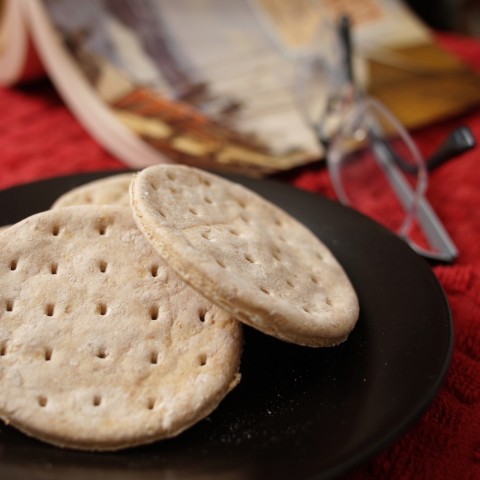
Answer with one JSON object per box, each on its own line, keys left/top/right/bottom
{"left": 1, "top": 32, "right": 479, "bottom": 480}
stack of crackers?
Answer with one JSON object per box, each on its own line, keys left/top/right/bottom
{"left": 0, "top": 165, "right": 359, "bottom": 451}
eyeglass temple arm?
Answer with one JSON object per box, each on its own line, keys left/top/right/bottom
{"left": 314, "top": 15, "right": 355, "bottom": 149}
{"left": 337, "top": 15, "right": 460, "bottom": 262}
{"left": 337, "top": 14, "right": 476, "bottom": 172}
{"left": 372, "top": 137, "right": 458, "bottom": 262}
{"left": 426, "top": 125, "right": 476, "bottom": 170}
{"left": 372, "top": 125, "right": 476, "bottom": 174}
{"left": 339, "top": 15, "right": 354, "bottom": 87}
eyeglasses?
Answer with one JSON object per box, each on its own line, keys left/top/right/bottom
{"left": 295, "top": 14, "right": 475, "bottom": 262}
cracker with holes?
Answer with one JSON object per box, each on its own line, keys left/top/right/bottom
{"left": 130, "top": 165, "right": 359, "bottom": 347}
{"left": 51, "top": 172, "right": 133, "bottom": 208}
{"left": 0, "top": 205, "right": 242, "bottom": 451}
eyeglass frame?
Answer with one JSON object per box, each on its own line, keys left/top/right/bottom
{"left": 299, "top": 14, "right": 475, "bottom": 263}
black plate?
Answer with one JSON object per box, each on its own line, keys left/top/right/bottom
{"left": 0, "top": 171, "right": 453, "bottom": 480}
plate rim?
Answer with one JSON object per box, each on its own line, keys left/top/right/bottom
{"left": 0, "top": 170, "right": 454, "bottom": 480}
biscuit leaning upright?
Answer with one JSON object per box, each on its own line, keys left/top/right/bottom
{"left": 0, "top": 205, "right": 242, "bottom": 451}
{"left": 130, "top": 165, "right": 359, "bottom": 347}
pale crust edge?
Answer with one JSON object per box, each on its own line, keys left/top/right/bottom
{"left": 130, "top": 168, "right": 359, "bottom": 348}
{"left": 0, "top": 372, "right": 242, "bottom": 451}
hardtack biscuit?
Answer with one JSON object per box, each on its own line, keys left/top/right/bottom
{"left": 0, "top": 206, "right": 242, "bottom": 451}
{"left": 51, "top": 173, "right": 133, "bottom": 208}
{"left": 130, "top": 165, "right": 359, "bottom": 347}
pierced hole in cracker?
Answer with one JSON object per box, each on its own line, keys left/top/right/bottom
{"left": 6, "top": 300, "right": 13, "bottom": 312}
{"left": 310, "top": 274, "right": 319, "bottom": 284}
{"left": 302, "top": 306, "right": 312, "bottom": 314}
{"left": 44, "top": 348, "right": 53, "bottom": 361}
{"left": 9, "top": 259, "right": 17, "bottom": 271}
{"left": 167, "top": 171, "right": 176, "bottom": 181}
{"left": 198, "top": 309, "right": 207, "bottom": 323}
{"left": 147, "top": 398, "right": 156, "bottom": 410}
{"left": 97, "top": 216, "right": 115, "bottom": 236}
{"left": 97, "top": 303, "right": 108, "bottom": 316}
{"left": 198, "top": 353, "right": 207, "bottom": 366}
{"left": 228, "top": 228, "right": 240, "bottom": 236}
{"left": 189, "top": 207, "right": 198, "bottom": 216}
{"left": 286, "top": 279, "right": 295, "bottom": 288}
{"left": 326, "top": 298, "right": 333, "bottom": 307}
{"left": 244, "top": 254, "right": 255, "bottom": 264}
{"left": 93, "top": 395, "right": 102, "bottom": 407}
{"left": 98, "top": 223, "right": 108, "bottom": 236}
{"left": 0, "top": 344, "right": 6, "bottom": 356}
{"left": 201, "top": 230, "right": 211, "bottom": 240}
{"left": 52, "top": 224, "right": 60, "bottom": 236}
{"left": 169, "top": 186, "right": 179, "bottom": 194}
{"left": 150, "top": 351, "right": 159, "bottom": 365}
{"left": 37, "top": 396, "right": 48, "bottom": 407}
{"left": 150, "top": 264, "right": 159, "bottom": 277}
{"left": 45, "top": 303, "right": 55, "bottom": 317}
{"left": 260, "top": 287, "right": 270, "bottom": 295}
{"left": 216, "top": 258, "right": 226, "bottom": 269}
{"left": 50, "top": 262, "right": 58, "bottom": 275}
{"left": 240, "top": 213, "right": 250, "bottom": 224}
{"left": 204, "top": 195, "right": 213, "bottom": 205}
{"left": 98, "top": 260, "right": 108, "bottom": 273}
{"left": 150, "top": 306, "right": 159, "bottom": 321}
{"left": 272, "top": 249, "right": 282, "bottom": 262}
{"left": 96, "top": 348, "right": 108, "bottom": 359}
{"left": 235, "top": 198, "right": 247, "bottom": 209}
{"left": 201, "top": 177, "right": 211, "bottom": 187}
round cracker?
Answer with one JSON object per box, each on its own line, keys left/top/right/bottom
{"left": 130, "top": 165, "right": 359, "bottom": 347}
{"left": 0, "top": 206, "right": 242, "bottom": 451}
{"left": 51, "top": 173, "right": 133, "bottom": 208}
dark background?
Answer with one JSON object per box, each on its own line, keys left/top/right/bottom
{"left": 406, "top": 0, "right": 480, "bottom": 35}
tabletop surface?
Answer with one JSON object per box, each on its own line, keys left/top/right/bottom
{"left": 1, "top": 31, "right": 480, "bottom": 480}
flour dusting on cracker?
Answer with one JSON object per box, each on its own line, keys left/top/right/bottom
{"left": 0, "top": 205, "right": 242, "bottom": 451}
{"left": 130, "top": 165, "right": 359, "bottom": 347}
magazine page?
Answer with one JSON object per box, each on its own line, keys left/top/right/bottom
{"left": 4, "top": 0, "right": 479, "bottom": 175}
{"left": 250, "top": 0, "right": 431, "bottom": 54}
{"left": 41, "top": 0, "right": 328, "bottom": 175}
{"left": 0, "top": 0, "right": 44, "bottom": 84}
{"left": 255, "top": 0, "right": 480, "bottom": 130}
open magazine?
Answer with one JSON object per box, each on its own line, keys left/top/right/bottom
{"left": 1, "top": 0, "right": 480, "bottom": 177}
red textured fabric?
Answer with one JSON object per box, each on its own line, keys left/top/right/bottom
{"left": 1, "top": 32, "right": 480, "bottom": 480}
{"left": 0, "top": 81, "right": 123, "bottom": 189}
{"left": 296, "top": 32, "right": 480, "bottom": 480}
